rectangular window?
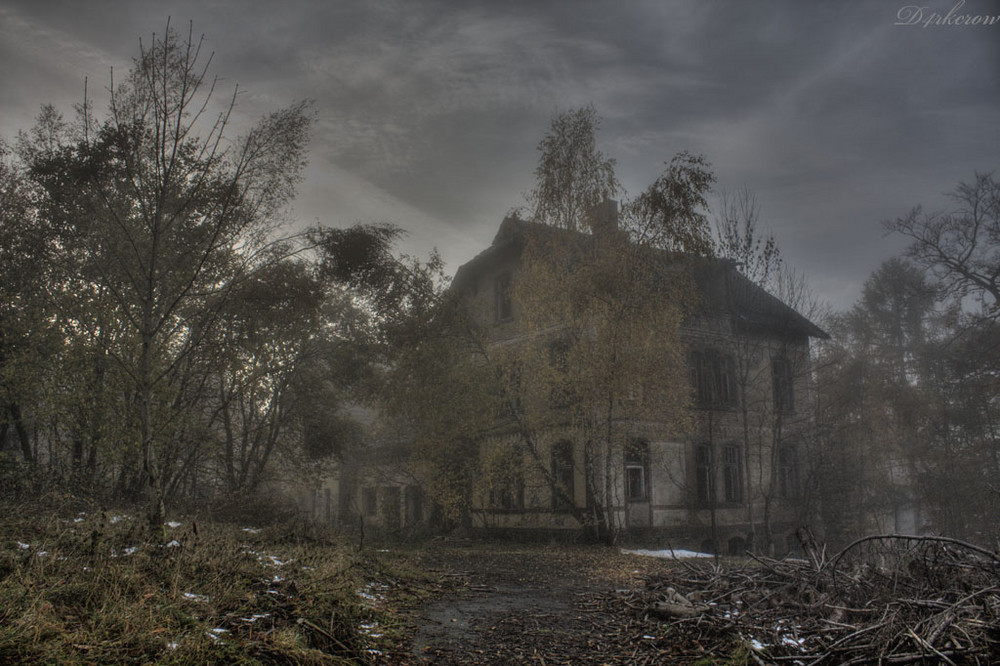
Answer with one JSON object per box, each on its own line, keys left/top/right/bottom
{"left": 494, "top": 272, "right": 513, "bottom": 322}
{"left": 690, "top": 349, "right": 737, "bottom": 408}
{"left": 625, "top": 440, "right": 649, "bottom": 502}
{"left": 778, "top": 444, "right": 798, "bottom": 499}
{"left": 498, "top": 364, "right": 523, "bottom": 417}
{"left": 380, "top": 486, "right": 401, "bottom": 530}
{"left": 551, "top": 441, "right": 575, "bottom": 510}
{"left": 772, "top": 355, "right": 795, "bottom": 414}
{"left": 404, "top": 485, "right": 423, "bottom": 525}
{"left": 361, "top": 487, "right": 377, "bottom": 517}
{"left": 490, "top": 477, "right": 525, "bottom": 510}
{"left": 696, "top": 443, "right": 714, "bottom": 504}
{"left": 548, "top": 340, "right": 574, "bottom": 408}
{"left": 723, "top": 445, "right": 743, "bottom": 503}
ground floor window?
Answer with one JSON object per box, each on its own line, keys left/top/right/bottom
{"left": 490, "top": 477, "right": 524, "bottom": 510}
{"left": 404, "top": 485, "right": 423, "bottom": 525}
{"left": 778, "top": 443, "right": 798, "bottom": 499}
{"left": 380, "top": 486, "right": 401, "bottom": 530}
{"left": 551, "top": 441, "right": 575, "bottom": 510}
{"left": 696, "top": 443, "right": 714, "bottom": 504}
{"left": 625, "top": 440, "right": 649, "bottom": 502}
{"left": 723, "top": 444, "right": 743, "bottom": 503}
{"left": 361, "top": 487, "right": 377, "bottom": 517}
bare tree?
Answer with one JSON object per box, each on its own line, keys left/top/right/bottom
{"left": 885, "top": 171, "right": 1000, "bottom": 319}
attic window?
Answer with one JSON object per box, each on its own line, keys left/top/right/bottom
{"left": 494, "top": 272, "right": 513, "bottom": 323}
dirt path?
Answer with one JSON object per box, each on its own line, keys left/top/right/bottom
{"left": 385, "top": 542, "right": 681, "bottom": 665}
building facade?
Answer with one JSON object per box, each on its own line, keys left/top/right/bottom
{"left": 335, "top": 206, "right": 826, "bottom": 552}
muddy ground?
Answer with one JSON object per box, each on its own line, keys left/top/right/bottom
{"left": 378, "top": 542, "right": 726, "bottom": 665}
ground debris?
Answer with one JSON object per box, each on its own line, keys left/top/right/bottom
{"left": 619, "top": 535, "right": 1000, "bottom": 664}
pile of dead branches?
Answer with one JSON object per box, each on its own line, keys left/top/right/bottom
{"left": 626, "top": 535, "right": 1000, "bottom": 665}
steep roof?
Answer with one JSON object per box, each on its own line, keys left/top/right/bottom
{"left": 452, "top": 216, "right": 828, "bottom": 340}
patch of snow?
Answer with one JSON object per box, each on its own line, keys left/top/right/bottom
{"left": 36, "top": 551, "right": 48, "bottom": 558}
{"left": 166, "top": 641, "right": 179, "bottom": 650}
{"left": 110, "top": 515, "right": 129, "bottom": 524}
{"left": 123, "top": 546, "right": 137, "bottom": 556}
{"left": 183, "top": 592, "right": 209, "bottom": 603}
{"left": 241, "top": 527, "right": 260, "bottom": 534}
{"left": 620, "top": 548, "right": 714, "bottom": 559}
{"left": 356, "top": 583, "right": 388, "bottom": 605}
{"left": 240, "top": 613, "right": 270, "bottom": 623}
{"left": 17, "top": 542, "right": 30, "bottom": 550}
{"left": 73, "top": 517, "right": 84, "bottom": 523}
{"left": 360, "top": 621, "right": 383, "bottom": 638}
{"left": 206, "top": 628, "right": 228, "bottom": 643}
{"left": 166, "top": 521, "right": 182, "bottom": 528}
{"left": 165, "top": 540, "right": 181, "bottom": 548}
{"left": 243, "top": 548, "right": 292, "bottom": 567}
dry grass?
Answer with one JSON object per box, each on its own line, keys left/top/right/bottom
{"left": 0, "top": 494, "right": 404, "bottom": 664}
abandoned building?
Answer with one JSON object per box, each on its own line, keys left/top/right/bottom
{"left": 328, "top": 202, "right": 828, "bottom": 552}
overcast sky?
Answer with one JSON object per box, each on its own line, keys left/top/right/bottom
{"left": 1, "top": 0, "right": 998, "bottom": 311}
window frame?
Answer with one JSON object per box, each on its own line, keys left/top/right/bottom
{"left": 361, "top": 487, "right": 377, "bottom": 517}
{"left": 551, "top": 440, "right": 576, "bottom": 510}
{"left": 771, "top": 354, "right": 796, "bottom": 414}
{"left": 722, "top": 444, "right": 744, "bottom": 504}
{"left": 695, "top": 443, "right": 714, "bottom": 505}
{"left": 624, "top": 440, "right": 650, "bottom": 502}
{"left": 778, "top": 442, "right": 799, "bottom": 499}
{"left": 689, "top": 348, "right": 737, "bottom": 409}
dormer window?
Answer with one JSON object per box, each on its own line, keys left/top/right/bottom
{"left": 494, "top": 272, "right": 513, "bottom": 323}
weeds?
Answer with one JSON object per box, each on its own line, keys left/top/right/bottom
{"left": 0, "top": 497, "right": 394, "bottom": 664}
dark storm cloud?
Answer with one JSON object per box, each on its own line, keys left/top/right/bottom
{"left": 1, "top": 0, "right": 997, "bottom": 310}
